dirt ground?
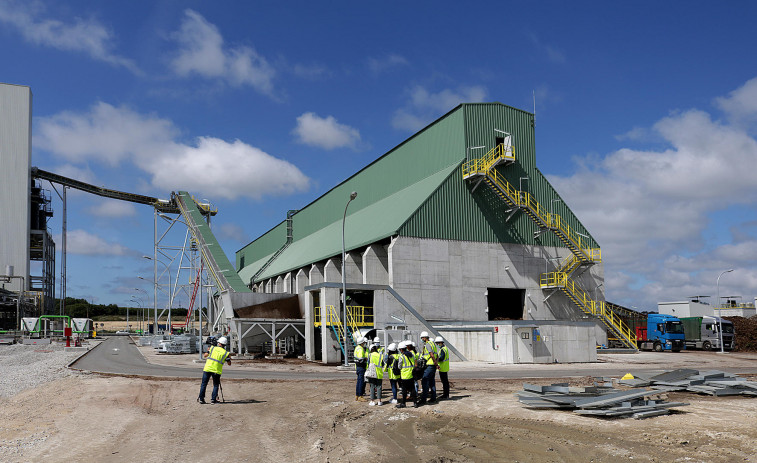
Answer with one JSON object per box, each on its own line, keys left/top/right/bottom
{"left": 2, "top": 354, "right": 757, "bottom": 463}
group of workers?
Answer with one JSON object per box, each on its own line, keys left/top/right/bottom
{"left": 196, "top": 331, "right": 452, "bottom": 410}
{"left": 353, "top": 331, "right": 450, "bottom": 408}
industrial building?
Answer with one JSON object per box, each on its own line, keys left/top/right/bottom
{"left": 0, "top": 83, "right": 55, "bottom": 330}
{"left": 235, "top": 102, "right": 635, "bottom": 363}
{"left": 1, "top": 81, "right": 636, "bottom": 362}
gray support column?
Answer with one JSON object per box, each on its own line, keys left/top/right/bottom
{"left": 320, "top": 286, "right": 342, "bottom": 364}
{"left": 309, "top": 263, "right": 324, "bottom": 285}
{"left": 295, "top": 268, "right": 308, "bottom": 294}
{"left": 284, "top": 272, "right": 292, "bottom": 293}
{"left": 274, "top": 276, "right": 284, "bottom": 293}
{"left": 362, "top": 245, "right": 389, "bottom": 285}
{"left": 324, "top": 258, "right": 340, "bottom": 283}
{"left": 304, "top": 290, "right": 315, "bottom": 361}
{"left": 345, "top": 252, "right": 362, "bottom": 284}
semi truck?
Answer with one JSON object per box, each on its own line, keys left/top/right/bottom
{"left": 633, "top": 313, "right": 685, "bottom": 352}
{"left": 680, "top": 316, "right": 734, "bottom": 350}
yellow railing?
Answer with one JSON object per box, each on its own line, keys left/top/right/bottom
{"left": 540, "top": 272, "right": 636, "bottom": 346}
{"left": 464, "top": 162, "right": 600, "bottom": 265}
{"left": 314, "top": 305, "right": 374, "bottom": 328}
{"left": 461, "top": 144, "right": 516, "bottom": 178}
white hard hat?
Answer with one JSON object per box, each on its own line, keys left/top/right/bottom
{"left": 388, "top": 343, "right": 397, "bottom": 351}
{"left": 217, "top": 336, "right": 228, "bottom": 346}
{"left": 398, "top": 341, "right": 408, "bottom": 349}
{"left": 409, "top": 341, "right": 416, "bottom": 347}
{"left": 373, "top": 337, "right": 380, "bottom": 344}
{"left": 358, "top": 337, "right": 367, "bottom": 344}
{"left": 420, "top": 331, "right": 429, "bottom": 338}
{"left": 435, "top": 336, "right": 444, "bottom": 343}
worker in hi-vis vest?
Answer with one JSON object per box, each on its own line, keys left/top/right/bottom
{"left": 435, "top": 336, "right": 451, "bottom": 399}
{"left": 198, "top": 336, "right": 231, "bottom": 404}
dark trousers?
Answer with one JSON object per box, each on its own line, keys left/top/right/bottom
{"left": 355, "top": 366, "right": 366, "bottom": 396}
{"left": 199, "top": 371, "right": 221, "bottom": 401}
{"left": 400, "top": 378, "right": 417, "bottom": 406}
{"left": 421, "top": 365, "right": 437, "bottom": 402}
{"left": 439, "top": 371, "right": 450, "bottom": 398}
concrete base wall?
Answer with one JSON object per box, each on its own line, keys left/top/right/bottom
{"left": 436, "top": 321, "right": 597, "bottom": 364}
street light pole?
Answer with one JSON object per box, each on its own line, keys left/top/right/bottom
{"left": 342, "top": 191, "right": 357, "bottom": 367}
{"left": 716, "top": 269, "right": 734, "bottom": 353}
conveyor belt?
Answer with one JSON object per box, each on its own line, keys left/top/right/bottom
{"left": 175, "top": 191, "right": 250, "bottom": 293}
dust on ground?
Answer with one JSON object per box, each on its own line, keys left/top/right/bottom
{"left": 2, "top": 352, "right": 757, "bottom": 463}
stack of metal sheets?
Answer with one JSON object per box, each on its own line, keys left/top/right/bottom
{"left": 619, "top": 369, "right": 757, "bottom": 396}
{"left": 516, "top": 382, "right": 689, "bottom": 419}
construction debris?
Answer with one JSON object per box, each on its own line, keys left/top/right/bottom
{"left": 515, "top": 382, "right": 689, "bottom": 419}
{"left": 619, "top": 369, "right": 757, "bottom": 396}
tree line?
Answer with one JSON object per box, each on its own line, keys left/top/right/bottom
{"left": 59, "top": 297, "right": 188, "bottom": 319}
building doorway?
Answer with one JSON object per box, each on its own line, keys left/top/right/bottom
{"left": 486, "top": 288, "right": 524, "bottom": 320}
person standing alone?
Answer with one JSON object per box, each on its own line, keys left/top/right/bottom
{"left": 435, "top": 336, "right": 450, "bottom": 399}
{"left": 198, "top": 336, "right": 231, "bottom": 404}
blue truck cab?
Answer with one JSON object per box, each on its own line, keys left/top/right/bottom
{"left": 636, "top": 313, "right": 685, "bottom": 352}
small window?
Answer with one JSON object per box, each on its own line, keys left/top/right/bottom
{"left": 521, "top": 332, "right": 530, "bottom": 339}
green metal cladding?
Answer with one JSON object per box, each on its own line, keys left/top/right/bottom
{"left": 237, "top": 102, "right": 598, "bottom": 281}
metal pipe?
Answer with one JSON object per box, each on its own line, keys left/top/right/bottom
{"left": 341, "top": 191, "right": 357, "bottom": 367}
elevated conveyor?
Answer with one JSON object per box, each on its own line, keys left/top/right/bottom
{"left": 174, "top": 191, "right": 251, "bottom": 295}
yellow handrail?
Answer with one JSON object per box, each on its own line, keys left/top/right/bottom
{"left": 540, "top": 272, "right": 636, "bottom": 346}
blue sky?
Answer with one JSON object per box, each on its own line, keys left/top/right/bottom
{"left": 2, "top": 1, "right": 757, "bottom": 311}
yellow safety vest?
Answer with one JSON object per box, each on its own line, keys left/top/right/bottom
{"left": 369, "top": 351, "right": 384, "bottom": 380}
{"left": 354, "top": 344, "right": 369, "bottom": 369}
{"left": 387, "top": 353, "right": 400, "bottom": 380}
{"left": 438, "top": 346, "right": 450, "bottom": 373}
{"left": 422, "top": 340, "right": 438, "bottom": 362}
{"left": 399, "top": 351, "right": 415, "bottom": 380}
{"left": 203, "top": 346, "right": 230, "bottom": 374}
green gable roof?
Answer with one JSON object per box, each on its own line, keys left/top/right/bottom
{"left": 239, "top": 162, "right": 460, "bottom": 283}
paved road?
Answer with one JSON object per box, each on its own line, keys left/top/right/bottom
{"left": 71, "top": 336, "right": 757, "bottom": 380}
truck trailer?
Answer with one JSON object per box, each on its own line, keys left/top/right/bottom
{"left": 680, "top": 316, "right": 734, "bottom": 350}
{"left": 635, "top": 313, "right": 685, "bottom": 352}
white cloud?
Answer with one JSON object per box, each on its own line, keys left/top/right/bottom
{"left": 527, "top": 32, "right": 566, "bottom": 64}
{"left": 548, "top": 79, "right": 757, "bottom": 307}
{"left": 35, "top": 102, "right": 310, "bottom": 200}
{"left": 292, "top": 112, "right": 361, "bottom": 150}
{"left": 171, "top": 9, "right": 275, "bottom": 95}
{"left": 0, "top": 1, "right": 139, "bottom": 73}
{"left": 55, "top": 229, "right": 136, "bottom": 256}
{"left": 392, "top": 85, "right": 488, "bottom": 132}
{"left": 367, "top": 54, "right": 408, "bottom": 73}
{"left": 715, "top": 76, "right": 757, "bottom": 126}
{"left": 88, "top": 199, "right": 137, "bottom": 218}
{"left": 214, "top": 222, "right": 248, "bottom": 243}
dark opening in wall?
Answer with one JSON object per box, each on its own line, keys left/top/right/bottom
{"left": 487, "top": 288, "right": 524, "bottom": 320}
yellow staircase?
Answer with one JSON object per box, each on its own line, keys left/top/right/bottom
{"left": 462, "top": 145, "right": 636, "bottom": 349}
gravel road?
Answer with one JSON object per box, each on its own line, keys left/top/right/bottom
{"left": 0, "top": 344, "right": 83, "bottom": 398}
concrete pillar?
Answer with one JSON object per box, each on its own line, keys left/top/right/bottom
{"left": 320, "top": 286, "right": 342, "bottom": 364}
{"left": 283, "top": 272, "right": 292, "bottom": 293}
{"left": 345, "top": 251, "right": 362, "bottom": 284}
{"left": 309, "top": 263, "right": 324, "bottom": 285}
{"left": 304, "top": 290, "right": 316, "bottom": 361}
{"left": 295, "top": 268, "right": 308, "bottom": 294}
{"left": 324, "top": 258, "right": 340, "bottom": 283}
{"left": 362, "top": 245, "right": 388, "bottom": 285}
{"left": 275, "top": 276, "right": 284, "bottom": 293}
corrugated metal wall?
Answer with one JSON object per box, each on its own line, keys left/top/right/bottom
{"left": 400, "top": 103, "right": 598, "bottom": 248}
{"left": 238, "top": 102, "right": 599, "bottom": 272}
{"left": 237, "top": 107, "right": 466, "bottom": 267}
